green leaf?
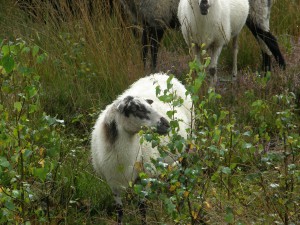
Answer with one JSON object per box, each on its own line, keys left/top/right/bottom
{"left": 12, "top": 190, "right": 20, "bottom": 198}
{"left": 243, "top": 143, "right": 253, "bottom": 149}
{"left": 14, "top": 102, "right": 22, "bottom": 112}
{"left": 4, "top": 201, "right": 15, "bottom": 211}
{"left": 29, "top": 104, "right": 38, "bottom": 113}
{"left": 23, "top": 149, "right": 33, "bottom": 158}
{"left": 0, "top": 157, "right": 10, "bottom": 168}
{"left": 37, "top": 53, "right": 47, "bottom": 64}
{"left": 167, "top": 110, "right": 175, "bottom": 118}
{"left": 32, "top": 167, "right": 48, "bottom": 181}
{"left": 1, "top": 45, "right": 10, "bottom": 56}
{"left": 225, "top": 207, "right": 234, "bottom": 223}
{"left": 32, "top": 45, "right": 39, "bottom": 57}
{"left": 21, "top": 46, "right": 31, "bottom": 54}
{"left": 221, "top": 167, "right": 231, "bottom": 175}
{"left": 26, "top": 86, "right": 37, "bottom": 98}
{"left": 1, "top": 55, "right": 15, "bottom": 73}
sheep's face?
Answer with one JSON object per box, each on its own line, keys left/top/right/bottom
{"left": 199, "top": 0, "right": 210, "bottom": 15}
{"left": 117, "top": 96, "right": 170, "bottom": 135}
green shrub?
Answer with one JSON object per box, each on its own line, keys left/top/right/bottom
{"left": 134, "top": 58, "right": 300, "bottom": 224}
{"left": 0, "top": 39, "right": 64, "bottom": 223}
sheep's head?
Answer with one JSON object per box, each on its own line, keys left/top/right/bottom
{"left": 199, "top": 0, "right": 210, "bottom": 15}
{"left": 117, "top": 96, "right": 170, "bottom": 135}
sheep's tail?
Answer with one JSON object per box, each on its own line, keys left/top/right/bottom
{"left": 246, "top": 17, "right": 286, "bottom": 71}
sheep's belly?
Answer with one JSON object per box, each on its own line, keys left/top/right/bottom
{"left": 181, "top": 18, "right": 230, "bottom": 47}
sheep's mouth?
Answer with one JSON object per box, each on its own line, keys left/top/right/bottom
{"left": 200, "top": 2, "right": 210, "bottom": 15}
{"left": 156, "top": 117, "right": 170, "bottom": 135}
{"left": 156, "top": 126, "right": 170, "bottom": 135}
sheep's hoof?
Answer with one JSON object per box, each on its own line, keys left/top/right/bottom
{"left": 209, "top": 67, "right": 216, "bottom": 76}
{"left": 208, "top": 67, "right": 217, "bottom": 87}
{"left": 209, "top": 77, "right": 217, "bottom": 88}
{"left": 232, "top": 74, "right": 237, "bottom": 81}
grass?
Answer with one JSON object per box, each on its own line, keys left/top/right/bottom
{"left": 0, "top": 0, "right": 300, "bottom": 224}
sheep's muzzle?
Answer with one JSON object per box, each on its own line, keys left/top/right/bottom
{"left": 200, "top": 0, "right": 210, "bottom": 15}
{"left": 156, "top": 117, "right": 170, "bottom": 135}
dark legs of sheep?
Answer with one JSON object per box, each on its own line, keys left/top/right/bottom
{"left": 142, "top": 28, "right": 149, "bottom": 69}
{"left": 142, "top": 27, "right": 164, "bottom": 71}
{"left": 114, "top": 192, "right": 123, "bottom": 224}
{"left": 262, "top": 51, "right": 271, "bottom": 72}
{"left": 261, "top": 31, "right": 286, "bottom": 70}
{"left": 116, "top": 204, "right": 123, "bottom": 225}
{"left": 246, "top": 17, "right": 286, "bottom": 72}
{"left": 150, "top": 28, "right": 164, "bottom": 71}
{"left": 138, "top": 200, "right": 147, "bottom": 225}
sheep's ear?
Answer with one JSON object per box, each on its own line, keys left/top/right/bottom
{"left": 117, "top": 102, "right": 125, "bottom": 113}
{"left": 117, "top": 96, "right": 133, "bottom": 113}
{"left": 146, "top": 99, "right": 153, "bottom": 105}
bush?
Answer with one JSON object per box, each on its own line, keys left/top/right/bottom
{"left": 135, "top": 57, "right": 300, "bottom": 224}
{"left": 0, "top": 39, "right": 65, "bottom": 223}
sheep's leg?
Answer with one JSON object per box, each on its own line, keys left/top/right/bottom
{"left": 232, "top": 35, "right": 239, "bottom": 79}
{"left": 246, "top": 17, "right": 286, "bottom": 71}
{"left": 262, "top": 51, "right": 271, "bottom": 72}
{"left": 138, "top": 200, "right": 147, "bottom": 224}
{"left": 258, "top": 36, "right": 272, "bottom": 72}
{"left": 191, "top": 43, "right": 201, "bottom": 62}
{"left": 116, "top": 204, "right": 123, "bottom": 225}
{"left": 142, "top": 27, "right": 149, "bottom": 69}
{"left": 150, "top": 28, "right": 164, "bottom": 71}
{"left": 209, "top": 46, "right": 222, "bottom": 86}
{"left": 113, "top": 192, "right": 123, "bottom": 224}
{"left": 259, "top": 31, "right": 286, "bottom": 70}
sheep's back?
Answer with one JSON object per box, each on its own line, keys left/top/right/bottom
{"left": 138, "top": 0, "right": 179, "bottom": 28}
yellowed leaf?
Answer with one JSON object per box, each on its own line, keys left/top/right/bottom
{"left": 184, "top": 191, "right": 190, "bottom": 198}
{"left": 169, "top": 185, "right": 176, "bottom": 192}
{"left": 39, "top": 159, "right": 45, "bottom": 168}
{"left": 39, "top": 147, "right": 45, "bottom": 156}
{"left": 192, "top": 211, "right": 198, "bottom": 219}
{"left": 204, "top": 201, "right": 211, "bottom": 209}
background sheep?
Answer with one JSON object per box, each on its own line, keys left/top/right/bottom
{"left": 247, "top": 0, "right": 286, "bottom": 72}
{"left": 91, "top": 73, "right": 192, "bottom": 224}
{"left": 178, "top": 0, "right": 249, "bottom": 83}
{"left": 120, "top": 0, "right": 285, "bottom": 74}
{"left": 119, "top": 0, "right": 180, "bottom": 70}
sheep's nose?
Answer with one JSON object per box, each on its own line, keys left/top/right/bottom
{"left": 200, "top": 0, "right": 210, "bottom": 15}
{"left": 160, "top": 117, "right": 170, "bottom": 129}
{"left": 156, "top": 117, "right": 170, "bottom": 135}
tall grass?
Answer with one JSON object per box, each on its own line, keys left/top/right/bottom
{"left": 0, "top": 1, "right": 144, "bottom": 224}
{"left": 1, "top": 0, "right": 144, "bottom": 127}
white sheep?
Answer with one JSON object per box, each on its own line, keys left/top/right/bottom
{"left": 91, "top": 73, "right": 192, "bottom": 224}
{"left": 247, "top": 0, "right": 286, "bottom": 72}
{"left": 178, "top": 0, "right": 249, "bottom": 84}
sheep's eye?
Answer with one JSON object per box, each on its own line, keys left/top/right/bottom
{"left": 146, "top": 99, "right": 154, "bottom": 105}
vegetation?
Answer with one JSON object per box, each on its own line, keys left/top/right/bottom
{"left": 0, "top": 0, "right": 299, "bottom": 224}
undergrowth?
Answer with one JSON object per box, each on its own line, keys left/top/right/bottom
{"left": 0, "top": 0, "right": 300, "bottom": 224}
